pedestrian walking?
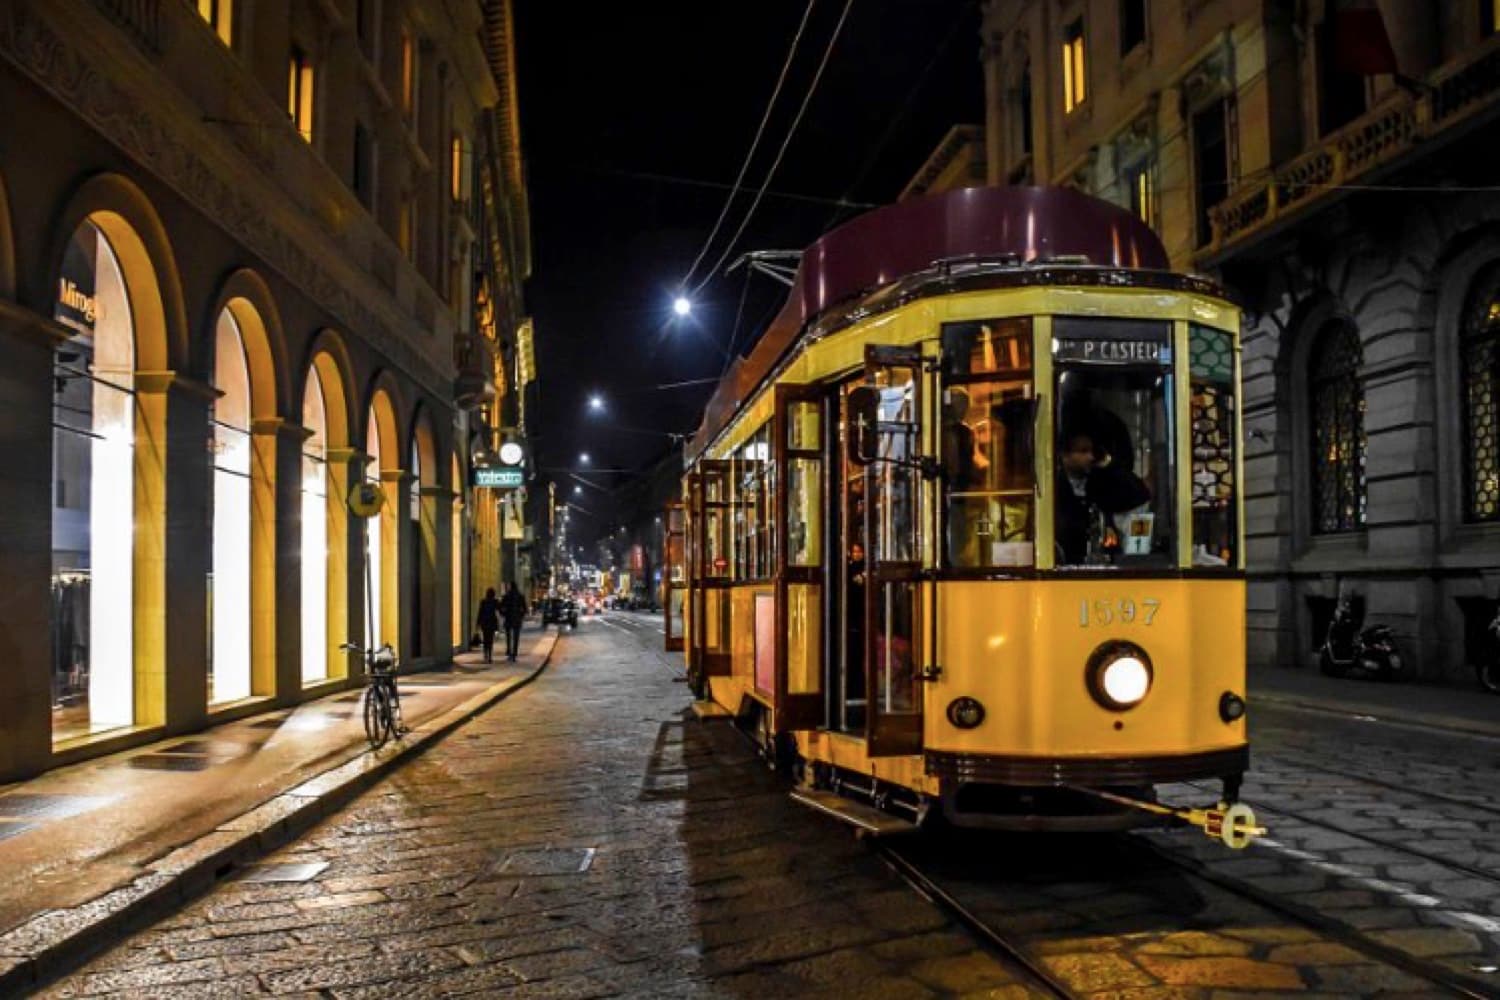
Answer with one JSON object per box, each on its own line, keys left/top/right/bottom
{"left": 499, "top": 582, "right": 528, "bottom": 662}
{"left": 476, "top": 587, "right": 502, "bottom": 664}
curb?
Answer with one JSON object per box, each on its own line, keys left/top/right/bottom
{"left": 1253, "top": 690, "right": 1500, "bottom": 741}
{"left": 0, "top": 630, "right": 564, "bottom": 996}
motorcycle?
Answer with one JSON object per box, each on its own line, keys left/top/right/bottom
{"left": 1318, "top": 598, "right": 1404, "bottom": 680}
{"left": 1478, "top": 609, "right": 1500, "bottom": 695}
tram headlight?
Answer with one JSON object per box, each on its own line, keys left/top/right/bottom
{"left": 1219, "top": 691, "right": 1246, "bottom": 723}
{"left": 1086, "top": 642, "right": 1153, "bottom": 712}
{"left": 946, "top": 697, "right": 986, "bottom": 729}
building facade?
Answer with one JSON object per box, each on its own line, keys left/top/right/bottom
{"left": 974, "top": 0, "right": 1500, "bottom": 683}
{"left": 0, "top": 0, "right": 533, "bottom": 782}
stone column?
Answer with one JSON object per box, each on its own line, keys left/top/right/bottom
{"left": 381, "top": 468, "right": 412, "bottom": 664}
{"left": 252, "top": 419, "right": 309, "bottom": 702}
{"left": 0, "top": 303, "right": 65, "bottom": 782}
{"left": 136, "top": 371, "right": 215, "bottom": 734}
{"left": 421, "top": 485, "right": 455, "bottom": 659}
{"left": 325, "top": 448, "right": 363, "bottom": 683}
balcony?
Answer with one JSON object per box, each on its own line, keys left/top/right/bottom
{"left": 453, "top": 333, "right": 497, "bottom": 408}
{"left": 1205, "top": 35, "right": 1500, "bottom": 262}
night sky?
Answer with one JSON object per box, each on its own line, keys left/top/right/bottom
{"left": 514, "top": 0, "right": 983, "bottom": 541}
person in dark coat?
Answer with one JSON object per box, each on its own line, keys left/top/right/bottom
{"left": 499, "top": 582, "right": 528, "bottom": 662}
{"left": 476, "top": 587, "right": 502, "bottom": 663}
{"left": 1055, "top": 429, "right": 1152, "bottom": 565}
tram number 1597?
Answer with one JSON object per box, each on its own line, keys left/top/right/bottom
{"left": 1079, "top": 598, "right": 1161, "bottom": 627}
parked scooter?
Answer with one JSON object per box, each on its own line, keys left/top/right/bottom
{"left": 1318, "top": 598, "right": 1404, "bottom": 680}
{"left": 1478, "top": 609, "right": 1500, "bottom": 695}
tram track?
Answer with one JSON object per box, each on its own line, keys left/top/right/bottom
{"left": 873, "top": 828, "right": 1496, "bottom": 998}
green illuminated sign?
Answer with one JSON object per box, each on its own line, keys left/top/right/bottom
{"left": 473, "top": 466, "right": 524, "bottom": 489}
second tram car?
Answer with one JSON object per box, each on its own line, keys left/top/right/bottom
{"left": 669, "top": 186, "right": 1259, "bottom": 846}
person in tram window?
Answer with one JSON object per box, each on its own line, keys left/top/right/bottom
{"left": 942, "top": 388, "right": 989, "bottom": 565}
{"left": 499, "top": 581, "right": 528, "bottom": 662}
{"left": 1054, "top": 427, "right": 1151, "bottom": 566}
{"left": 476, "top": 587, "right": 502, "bottom": 663}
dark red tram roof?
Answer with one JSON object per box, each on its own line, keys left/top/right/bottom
{"left": 687, "top": 186, "right": 1172, "bottom": 462}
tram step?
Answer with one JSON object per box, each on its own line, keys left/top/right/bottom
{"left": 790, "top": 789, "right": 918, "bottom": 837}
{"left": 690, "top": 700, "right": 733, "bottom": 720}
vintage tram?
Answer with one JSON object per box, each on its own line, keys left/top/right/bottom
{"left": 668, "top": 186, "right": 1259, "bottom": 846}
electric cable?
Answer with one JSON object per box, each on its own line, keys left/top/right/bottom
{"left": 691, "top": 0, "right": 856, "bottom": 297}
{"left": 680, "top": 0, "right": 819, "bottom": 290}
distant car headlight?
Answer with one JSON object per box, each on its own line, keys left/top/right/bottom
{"left": 1086, "top": 641, "right": 1154, "bottom": 712}
{"left": 946, "top": 697, "right": 985, "bottom": 729}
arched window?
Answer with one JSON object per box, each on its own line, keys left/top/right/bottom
{"left": 211, "top": 310, "right": 253, "bottom": 703}
{"left": 301, "top": 370, "right": 329, "bottom": 682}
{"left": 1309, "top": 320, "right": 1366, "bottom": 533}
{"left": 1462, "top": 264, "right": 1500, "bottom": 522}
{"left": 51, "top": 220, "right": 137, "bottom": 739}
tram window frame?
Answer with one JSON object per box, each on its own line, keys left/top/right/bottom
{"left": 1189, "top": 324, "right": 1239, "bottom": 568}
{"left": 1051, "top": 316, "right": 1178, "bottom": 570}
{"left": 939, "top": 318, "right": 1037, "bottom": 573}
{"left": 731, "top": 424, "right": 774, "bottom": 583}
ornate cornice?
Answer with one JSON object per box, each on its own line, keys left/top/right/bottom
{"left": 0, "top": 0, "right": 453, "bottom": 404}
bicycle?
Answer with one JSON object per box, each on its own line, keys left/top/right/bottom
{"left": 341, "top": 642, "right": 406, "bottom": 748}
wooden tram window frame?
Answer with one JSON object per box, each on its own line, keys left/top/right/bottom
{"left": 773, "top": 383, "right": 827, "bottom": 731}
{"left": 862, "top": 344, "right": 927, "bottom": 758}
{"left": 695, "top": 460, "right": 734, "bottom": 678}
{"left": 662, "top": 500, "right": 686, "bottom": 652}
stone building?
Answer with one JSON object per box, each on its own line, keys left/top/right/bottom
{"left": 964, "top": 0, "right": 1500, "bottom": 684}
{"left": 0, "top": 0, "right": 533, "bottom": 781}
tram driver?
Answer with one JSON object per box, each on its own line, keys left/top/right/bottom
{"left": 1055, "top": 426, "right": 1151, "bottom": 566}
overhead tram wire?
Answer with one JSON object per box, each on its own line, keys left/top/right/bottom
{"left": 690, "top": 0, "right": 857, "bottom": 299}
{"left": 679, "top": 0, "right": 819, "bottom": 290}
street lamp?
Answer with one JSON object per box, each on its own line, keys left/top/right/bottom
{"left": 573, "top": 484, "right": 582, "bottom": 495}
{"left": 579, "top": 452, "right": 591, "bottom": 465}
{"left": 588, "top": 394, "right": 605, "bottom": 412}
{"left": 672, "top": 295, "right": 692, "bottom": 317}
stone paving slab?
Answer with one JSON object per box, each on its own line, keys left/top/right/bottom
{"left": 0, "top": 630, "right": 559, "bottom": 996}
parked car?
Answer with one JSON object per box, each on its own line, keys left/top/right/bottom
{"left": 541, "top": 597, "right": 579, "bottom": 629}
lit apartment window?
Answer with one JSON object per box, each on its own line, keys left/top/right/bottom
{"left": 1484, "top": 0, "right": 1499, "bottom": 37}
{"left": 1062, "top": 19, "right": 1087, "bottom": 114}
{"left": 451, "top": 134, "right": 464, "bottom": 202}
{"left": 288, "top": 47, "right": 315, "bottom": 143}
{"left": 1120, "top": 0, "right": 1146, "bottom": 55}
{"left": 197, "top": 0, "right": 232, "bottom": 45}
{"left": 1125, "top": 160, "right": 1156, "bottom": 228}
{"left": 401, "top": 28, "right": 419, "bottom": 124}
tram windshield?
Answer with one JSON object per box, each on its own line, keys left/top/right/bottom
{"left": 1052, "top": 317, "right": 1176, "bottom": 568}
{"left": 941, "top": 320, "right": 1035, "bottom": 568}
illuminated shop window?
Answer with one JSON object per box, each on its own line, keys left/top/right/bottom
{"left": 1062, "top": 18, "right": 1087, "bottom": 114}
{"left": 210, "top": 310, "right": 253, "bottom": 704}
{"left": 51, "top": 220, "right": 137, "bottom": 742}
{"left": 288, "top": 46, "right": 315, "bottom": 143}
{"left": 302, "top": 370, "right": 329, "bottom": 683}
{"left": 197, "top": 0, "right": 232, "bottom": 45}
{"left": 365, "top": 403, "right": 384, "bottom": 651}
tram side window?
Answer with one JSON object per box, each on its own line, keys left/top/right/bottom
{"left": 733, "top": 426, "right": 773, "bottom": 580}
{"left": 941, "top": 319, "right": 1035, "bottom": 568}
{"left": 1190, "top": 325, "right": 1237, "bottom": 566}
{"left": 1053, "top": 317, "right": 1175, "bottom": 568}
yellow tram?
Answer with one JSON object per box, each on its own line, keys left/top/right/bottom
{"left": 669, "top": 186, "right": 1259, "bottom": 846}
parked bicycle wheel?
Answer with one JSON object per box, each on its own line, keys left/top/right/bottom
{"left": 1480, "top": 659, "right": 1500, "bottom": 695}
{"left": 364, "top": 682, "right": 391, "bottom": 748}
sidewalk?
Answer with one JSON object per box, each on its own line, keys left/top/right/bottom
{"left": 0, "top": 624, "right": 560, "bottom": 993}
{"left": 1249, "top": 662, "right": 1500, "bottom": 738}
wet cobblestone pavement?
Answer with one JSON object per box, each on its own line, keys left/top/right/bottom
{"left": 41, "top": 615, "right": 1500, "bottom": 997}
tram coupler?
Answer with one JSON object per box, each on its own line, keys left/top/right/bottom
{"left": 1067, "top": 786, "right": 1265, "bottom": 849}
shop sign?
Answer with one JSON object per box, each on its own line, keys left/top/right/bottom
{"left": 474, "top": 466, "right": 524, "bottom": 489}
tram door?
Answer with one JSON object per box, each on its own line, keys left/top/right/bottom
{"left": 688, "top": 461, "right": 733, "bottom": 684}
{"left": 662, "top": 501, "right": 686, "bottom": 652}
{"left": 774, "top": 385, "right": 825, "bottom": 730}
{"left": 862, "top": 346, "right": 925, "bottom": 756}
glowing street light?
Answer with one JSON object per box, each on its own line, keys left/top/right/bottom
{"left": 573, "top": 484, "right": 582, "bottom": 495}
{"left": 588, "top": 394, "right": 605, "bottom": 412}
{"left": 579, "top": 452, "right": 591, "bottom": 465}
{"left": 672, "top": 295, "right": 692, "bottom": 317}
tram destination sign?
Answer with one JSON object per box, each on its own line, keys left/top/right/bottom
{"left": 1056, "top": 339, "right": 1171, "bottom": 365}
{"left": 473, "top": 466, "right": 524, "bottom": 489}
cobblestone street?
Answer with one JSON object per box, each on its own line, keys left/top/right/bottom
{"left": 39, "top": 614, "right": 1500, "bottom": 998}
